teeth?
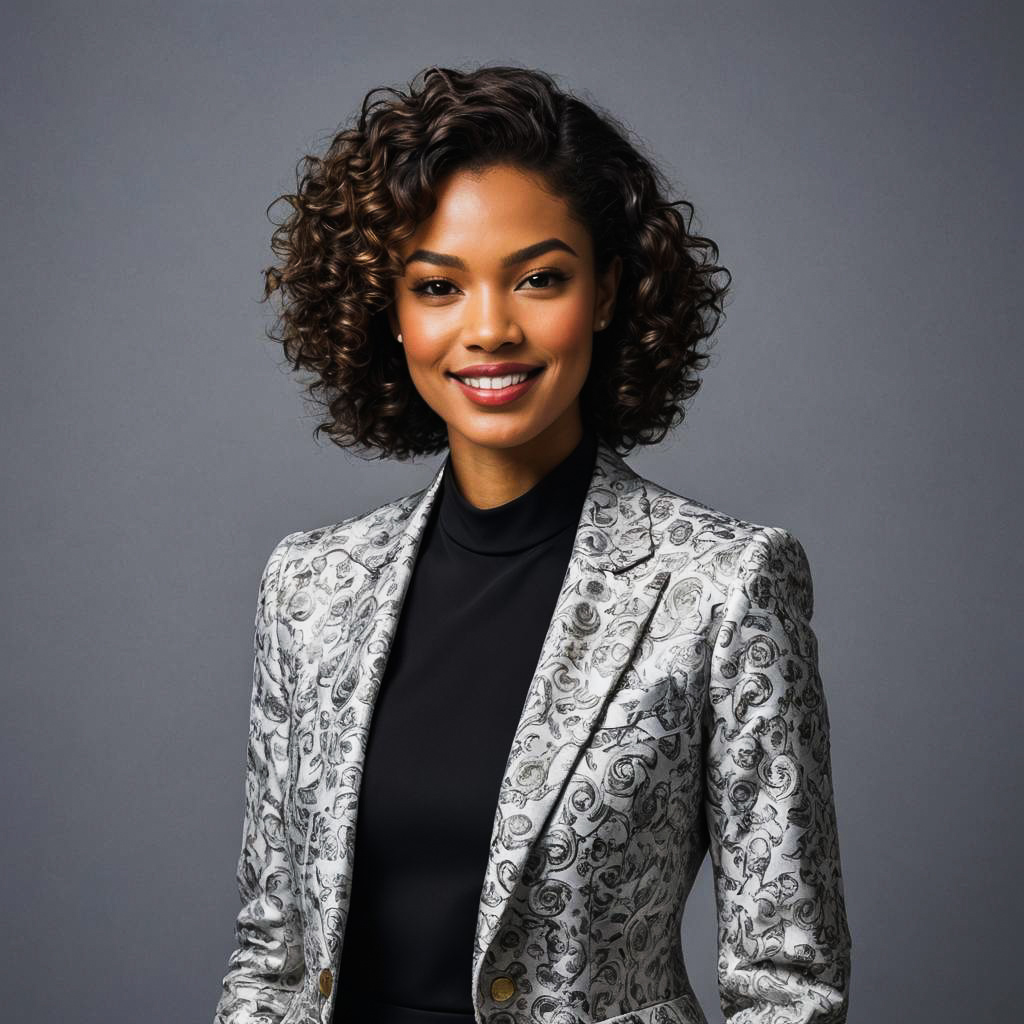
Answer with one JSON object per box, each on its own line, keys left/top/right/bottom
{"left": 458, "top": 372, "right": 531, "bottom": 389}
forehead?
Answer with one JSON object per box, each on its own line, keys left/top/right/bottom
{"left": 400, "top": 164, "right": 589, "bottom": 260}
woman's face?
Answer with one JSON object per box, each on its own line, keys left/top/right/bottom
{"left": 389, "top": 163, "right": 620, "bottom": 456}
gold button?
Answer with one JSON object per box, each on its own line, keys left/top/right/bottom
{"left": 318, "top": 967, "right": 333, "bottom": 997}
{"left": 490, "top": 975, "right": 516, "bottom": 1002}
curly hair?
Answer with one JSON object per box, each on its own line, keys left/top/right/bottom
{"left": 262, "top": 63, "right": 731, "bottom": 460}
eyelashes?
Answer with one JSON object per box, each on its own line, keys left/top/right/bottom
{"left": 409, "top": 268, "right": 571, "bottom": 298}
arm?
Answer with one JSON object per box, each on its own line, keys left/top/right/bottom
{"left": 704, "top": 526, "right": 852, "bottom": 1023}
{"left": 214, "top": 532, "right": 305, "bottom": 1024}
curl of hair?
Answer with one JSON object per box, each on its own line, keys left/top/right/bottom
{"left": 262, "top": 63, "right": 732, "bottom": 460}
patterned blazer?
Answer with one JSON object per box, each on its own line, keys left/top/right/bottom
{"left": 214, "top": 439, "right": 852, "bottom": 1024}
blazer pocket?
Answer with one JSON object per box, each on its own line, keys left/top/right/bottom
{"left": 593, "top": 988, "right": 708, "bottom": 1024}
{"left": 600, "top": 634, "right": 708, "bottom": 739}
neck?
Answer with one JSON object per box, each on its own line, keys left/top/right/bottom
{"left": 446, "top": 419, "right": 587, "bottom": 510}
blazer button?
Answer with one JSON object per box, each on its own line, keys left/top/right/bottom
{"left": 318, "top": 968, "right": 333, "bottom": 997}
{"left": 490, "top": 976, "right": 516, "bottom": 1003}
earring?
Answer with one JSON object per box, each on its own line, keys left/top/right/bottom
{"left": 597, "top": 319, "right": 607, "bottom": 330}
{"left": 396, "top": 332, "right": 404, "bottom": 344}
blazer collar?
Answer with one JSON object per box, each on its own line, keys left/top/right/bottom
{"left": 314, "top": 438, "right": 670, "bottom": 1006}
{"left": 378, "top": 436, "right": 657, "bottom": 576}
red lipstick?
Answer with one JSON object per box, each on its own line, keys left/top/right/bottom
{"left": 446, "top": 364, "right": 545, "bottom": 407}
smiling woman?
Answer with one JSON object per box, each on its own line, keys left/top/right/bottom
{"left": 256, "top": 63, "right": 729, "bottom": 474}
{"left": 213, "top": 63, "right": 852, "bottom": 1024}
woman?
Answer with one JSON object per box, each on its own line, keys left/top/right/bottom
{"left": 214, "top": 65, "right": 852, "bottom": 1024}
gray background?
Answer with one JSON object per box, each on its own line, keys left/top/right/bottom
{"left": 2, "top": 1, "right": 1019, "bottom": 1020}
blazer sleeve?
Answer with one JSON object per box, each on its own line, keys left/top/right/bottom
{"left": 704, "top": 526, "right": 852, "bottom": 1023}
{"left": 214, "top": 532, "right": 305, "bottom": 1024}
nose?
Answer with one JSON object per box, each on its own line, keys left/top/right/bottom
{"left": 462, "top": 285, "right": 520, "bottom": 348}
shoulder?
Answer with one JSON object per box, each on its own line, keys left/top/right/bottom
{"left": 251, "top": 482, "right": 428, "bottom": 650}
{"left": 267, "top": 478, "right": 431, "bottom": 579}
{"left": 635, "top": 463, "right": 814, "bottom": 601}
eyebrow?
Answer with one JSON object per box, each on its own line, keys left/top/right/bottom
{"left": 403, "top": 237, "right": 579, "bottom": 271}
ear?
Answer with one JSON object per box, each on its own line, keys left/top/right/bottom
{"left": 595, "top": 254, "right": 622, "bottom": 325}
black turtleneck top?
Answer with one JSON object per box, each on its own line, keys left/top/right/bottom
{"left": 330, "top": 427, "right": 599, "bottom": 1024}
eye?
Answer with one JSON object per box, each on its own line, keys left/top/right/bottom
{"left": 410, "top": 278, "right": 458, "bottom": 297}
{"left": 518, "top": 269, "right": 570, "bottom": 289}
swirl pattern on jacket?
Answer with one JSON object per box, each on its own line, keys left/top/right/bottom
{"left": 214, "top": 439, "right": 852, "bottom": 1024}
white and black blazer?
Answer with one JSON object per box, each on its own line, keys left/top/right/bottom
{"left": 213, "top": 439, "right": 852, "bottom": 1024}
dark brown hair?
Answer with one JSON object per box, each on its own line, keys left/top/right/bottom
{"left": 262, "top": 64, "right": 731, "bottom": 459}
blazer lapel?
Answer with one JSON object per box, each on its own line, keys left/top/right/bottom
{"left": 298, "top": 463, "right": 445, "bottom": 960}
{"left": 467, "top": 443, "right": 669, "bottom": 999}
{"left": 310, "top": 439, "right": 670, "bottom": 996}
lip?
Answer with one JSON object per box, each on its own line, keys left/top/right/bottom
{"left": 448, "top": 362, "right": 544, "bottom": 377}
{"left": 448, "top": 365, "right": 545, "bottom": 407}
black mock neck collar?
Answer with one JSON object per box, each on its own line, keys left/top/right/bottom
{"left": 438, "top": 429, "right": 598, "bottom": 555}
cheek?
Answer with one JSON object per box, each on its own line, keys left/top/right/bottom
{"left": 396, "top": 304, "right": 456, "bottom": 367}
{"left": 400, "top": 329, "right": 447, "bottom": 376}
{"left": 527, "top": 300, "right": 592, "bottom": 358}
